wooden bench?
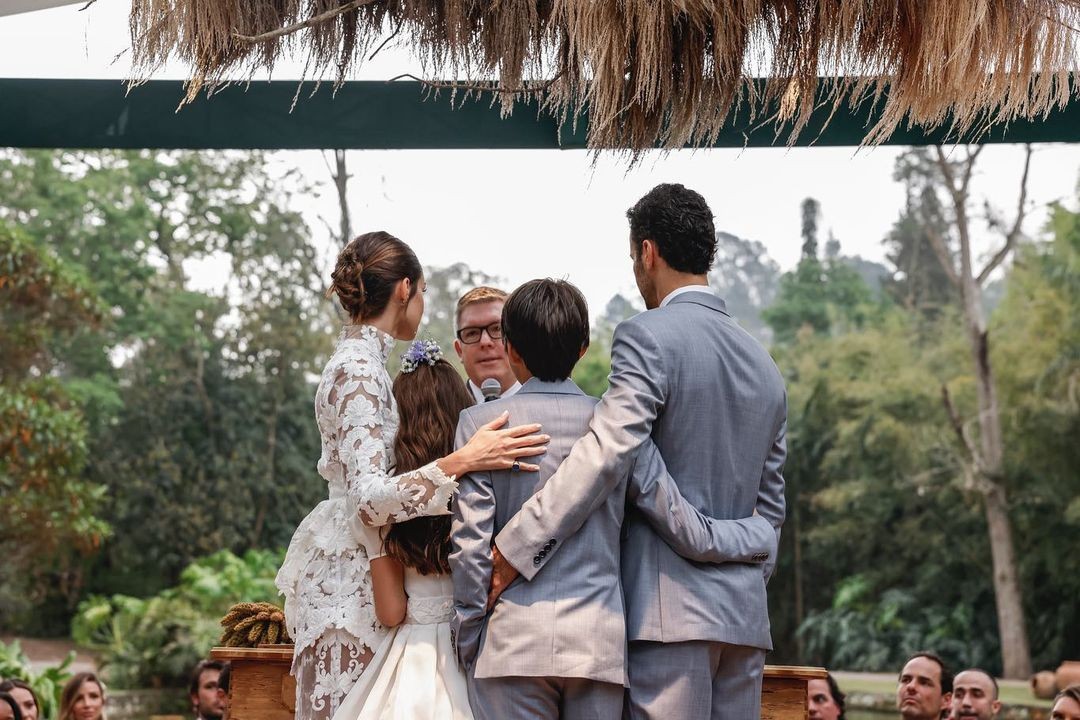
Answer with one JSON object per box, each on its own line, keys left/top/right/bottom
{"left": 212, "top": 646, "right": 825, "bottom": 719}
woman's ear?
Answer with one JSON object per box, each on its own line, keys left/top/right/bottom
{"left": 398, "top": 277, "right": 412, "bottom": 304}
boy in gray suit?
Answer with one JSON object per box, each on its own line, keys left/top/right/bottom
{"left": 450, "top": 278, "right": 776, "bottom": 719}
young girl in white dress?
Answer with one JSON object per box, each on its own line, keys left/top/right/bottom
{"left": 334, "top": 340, "right": 475, "bottom": 720}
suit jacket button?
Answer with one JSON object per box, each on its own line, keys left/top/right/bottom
{"left": 548, "top": 539, "right": 557, "bottom": 547}
{"left": 539, "top": 549, "right": 547, "bottom": 558}
{"left": 533, "top": 556, "right": 542, "bottom": 566}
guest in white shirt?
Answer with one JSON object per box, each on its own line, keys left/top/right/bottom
{"left": 454, "top": 287, "right": 521, "bottom": 403}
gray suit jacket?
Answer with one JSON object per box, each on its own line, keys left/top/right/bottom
{"left": 495, "top": 291, "right": 787, "bottom": 651}
{"left": 450, "top": 377, "right": 776, "bottom": 684}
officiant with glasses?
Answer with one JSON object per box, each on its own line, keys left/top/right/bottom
{"left": 453, "top": 287, "right": 520, "bottom": 404}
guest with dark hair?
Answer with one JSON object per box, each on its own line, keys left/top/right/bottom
{"left": 0, "top": 681, "right": 37, "bottom": 720}
{"left": 897, "top": 653, "right": 952, "bottom": 720}
{"left": 188, "top": 660, "right": 225, "bottom": 720}
{"left": 1052, "top": 686, "right": 1080, "bottom": 720}
{"left": 809, "top": 673, "right": 846, "bottom": 720}
{"left": 58, "top": 672, "right": 105, "bottom": 720}
{"left": 950, "top": 668, "right": 1000, "bottom": 720}
{"left": 0, "top": 692, "right": 23, "bottom": 720}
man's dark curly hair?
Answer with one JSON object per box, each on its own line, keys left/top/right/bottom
{"left": 626, "top": 183, "right": 717, "bottom": 274}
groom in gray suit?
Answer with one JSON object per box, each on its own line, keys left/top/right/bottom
{"left": 450, "top": 278, "right": 777, "bottom": 719}
{"left": 488, "top": 184, "right": 788, "bottom": 719}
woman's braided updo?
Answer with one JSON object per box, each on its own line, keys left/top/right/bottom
{"left": 329, "top": 231, "right": 422, "bottom": 321}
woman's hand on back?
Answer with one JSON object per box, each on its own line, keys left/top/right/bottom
{"left": 438, "top": 411, "right": 548, "bottom": 477}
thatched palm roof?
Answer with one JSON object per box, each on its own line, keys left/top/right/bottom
{"left": 130, "top": 1, "right": 1080, "bottom": 152}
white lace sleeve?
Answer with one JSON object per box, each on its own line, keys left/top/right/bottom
{"left": 332, "top": 365, "right": 458, "bottom": 527}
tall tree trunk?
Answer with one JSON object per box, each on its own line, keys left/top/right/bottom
{"left": 965, "top": 312, "right": 1031, "bottom": 678}
{"left": 252, "top": 369, "right": 283, "bottom": 548}
{"left": 333, "top": 149, "right": 351, "bottom": 244}
{"left": 932, "top": 145, "right": 1033, "bottom": 678}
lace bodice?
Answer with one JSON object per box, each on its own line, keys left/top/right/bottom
{"left": 402, "top": 571, "right": 454, "bottom": 625}
{"left": 275, "top": 324, "right": 459, "bottom": 656}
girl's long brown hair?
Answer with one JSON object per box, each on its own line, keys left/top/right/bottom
{"left": 384, "top": 358, "right": 473, "bottom": 574}
{"left": 59, "top": 673, "right": 106, "bottom": 720}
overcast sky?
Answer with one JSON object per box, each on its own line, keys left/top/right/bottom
{"left": 3, "top": 1, "right": 1079, "bottom": 312}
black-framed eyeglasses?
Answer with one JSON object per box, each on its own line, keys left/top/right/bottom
{"left": 456, "top": 322, "right": 503, "bottom": 345}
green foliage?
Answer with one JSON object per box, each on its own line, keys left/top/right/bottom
{"left": 71, "top": 549, "right": 283, "bottom": 689}
{"left": 763, "top": 256, "right": 877, "bottom": 344}
{"left": 767, "top": 172, "right": 1080, "bottom": 675}
{"left": 0, "top": 149, "right": 338, "bottom": 628}
{"left": 0, "top": 639, "right": 74, "bottom": 720}
{"left": 0, "top": 225, "right": 112, "bottom": 629}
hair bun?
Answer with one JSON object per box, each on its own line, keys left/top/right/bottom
{"left": 328, "top": 232, "right": 422, "bottom": 321}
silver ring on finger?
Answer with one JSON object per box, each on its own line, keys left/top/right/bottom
{"left": 512, "top": 461, "right": 521, "bottom": 472}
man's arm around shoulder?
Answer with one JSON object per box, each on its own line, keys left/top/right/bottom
{"left": 494, "top": 318, "right": 667, "bottom": 582}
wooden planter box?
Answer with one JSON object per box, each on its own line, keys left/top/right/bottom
{"left": 210, "top": 646, "right": 296, "bottom": 720}
{"left": 211, "top": 645, "right": 824, "bottom": 719}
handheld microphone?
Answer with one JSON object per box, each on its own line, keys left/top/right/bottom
{"left": 480, "top": 378, "right": 502, "bottom": 402}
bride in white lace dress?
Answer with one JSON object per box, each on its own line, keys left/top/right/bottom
{"left": 333, "top": 342, "right": 477, "bottom": 720}
{"left": 275, "top": 232, "right": 548, "bottom": 720}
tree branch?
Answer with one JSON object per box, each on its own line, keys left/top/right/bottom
{"left": 924, "top": 224, "right": 962, "bottom": 289}
{"left": 233, "top": 0, "right": 378, "bottom": 44}
{"left": 977, "top": 143, "right": 1033, "bottom": 285}
{"left": 942, "top": 383, "right": 985, "bottom": 476}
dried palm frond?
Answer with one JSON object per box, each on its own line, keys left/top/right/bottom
{"left": 128, "top": 0, "right": 1080, "bottom": 154}
{"left": 219, "top": 601, "right": 291, "bottom": 647}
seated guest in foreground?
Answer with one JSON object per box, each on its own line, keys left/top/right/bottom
{"left": 451, "top": 278, "right": 776, "bottom": 719}
{"left": 0, "top": 681, "right": 37, "bottom": 720}
{"left": 59, "top": 673, "right": 106, "bottom": 720}
{"left": 808, "top": 673, "right": 845, "bottom": 720}
{"left": 0, "top": 692, "right": 22, "bottom": 720}
{"left": 897, "top": 653, "right": 952, "bottom": 720}
{"left": 454, "top": 286, "right": 520, "bottom": 403}
{"left": 189, "top": 660, "right": 226, "bottom": 720}
{"left": 949, "top": 668, "right": 1000, "bottom": 720}
{"left": 1053, "top": 686, "right": 1080, "bottom": 720}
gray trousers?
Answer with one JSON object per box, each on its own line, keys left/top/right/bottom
{"left": 469, "top": 675, "right": 624, "bottom": 720}
{"left": 624, "top": 640, "right": 765, "bottom": 720}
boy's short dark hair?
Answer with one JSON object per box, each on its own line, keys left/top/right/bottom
{"left": 502, "top": 279, "right": 590, "bottom": 381}
{"left": 626, "top": 183, "right": 717, "bottom": 274}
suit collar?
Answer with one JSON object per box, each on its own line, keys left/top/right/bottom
{"left": 517, "top": 377, "right": 586, "bottom": 396}
{"left": 667, "top": 289, "right": 729, "bottom": 316}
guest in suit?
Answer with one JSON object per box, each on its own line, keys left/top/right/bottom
{"left": 487, "top": 184, "right": 788, "bottom": 719}
{"left": 451, "top": 278, "right": 776, "bottom": 720}
{"left": 454, "top": 287, "right": 520, "bottom": 403}
{"left": 897, "top": 653, "right": 953, "bottom": 720}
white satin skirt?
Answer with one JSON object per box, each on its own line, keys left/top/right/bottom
{"left": 331, "top": 620, "right": 474, "bottom": 720}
